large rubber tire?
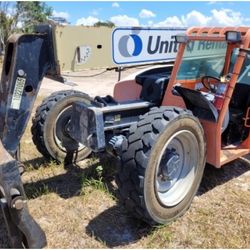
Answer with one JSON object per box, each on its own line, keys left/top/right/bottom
{"left": 116, "top": 106, "right": 206, "bottom": 225}
{"left": 31, "top": 90, "right": 92, "bottom": 163}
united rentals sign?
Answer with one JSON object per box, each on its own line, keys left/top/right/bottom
{"left": 51, "top": 26, "right": 187, "bottom": 73}
{"left": 112, "top": 27, "right": 186, "bottom": 65}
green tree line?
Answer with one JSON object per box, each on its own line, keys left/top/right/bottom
{"left": 0, "top": 1, "right": 52, "bottom": 52}
{"left": 0, "top": 1, "right": 115, "bottom": 53}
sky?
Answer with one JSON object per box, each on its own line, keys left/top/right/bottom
{"left": 46, "top": 1, "right": 250, "bottom": 27}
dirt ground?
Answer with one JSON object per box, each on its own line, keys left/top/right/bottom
{"left": 0, "top": 68, "right": 250, "bottom": 248}
{"left": 39, "top": 67, "right": 141, "bottom": 97}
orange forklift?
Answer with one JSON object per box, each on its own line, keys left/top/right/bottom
{"left": 0, "top": 26, "right": 249, "bottom": 247}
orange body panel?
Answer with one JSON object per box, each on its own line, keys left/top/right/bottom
{"left": 242, "top": 136, "right": 250, "bottom": 149}
{"left": 200, "top": 120, "right": 221, "bottom": 167}
{"left": 113, "top": 79, "right": 141, "bottom": 102}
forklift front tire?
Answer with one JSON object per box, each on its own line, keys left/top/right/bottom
{"left": 31, "top": 90, "right": 92, "bottom": 163}
{"left": 116, "top": 107, "right": 206, "bottom": 225}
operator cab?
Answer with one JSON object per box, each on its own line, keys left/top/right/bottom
{"left": 172, "top": 32, "right": 250, "bottom": 146}
{"left": 223, "top": 48, "right": 250, "bottom": 145}
{"left": 173, "top": 39, "right": 228, "bottom": 122}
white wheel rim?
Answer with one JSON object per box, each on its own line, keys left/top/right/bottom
{"left": 155, "top": 130, "right": 199, "bottom": 207}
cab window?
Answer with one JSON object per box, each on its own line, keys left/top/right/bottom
{"left": 230, "top": 48, "right": 250, "bottom": 85}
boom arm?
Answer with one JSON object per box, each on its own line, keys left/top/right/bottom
{"left": 0, "top": 25, "right": 55, "bottom": 248}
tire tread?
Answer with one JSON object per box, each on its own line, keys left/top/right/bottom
{"left": 116, "top": 106, "right": 200, "bottom": 225}
{"left": 31, "top": 90, "right": 90, "bottom": 161}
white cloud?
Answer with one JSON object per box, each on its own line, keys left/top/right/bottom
{"left": 154, "top": 16, "right": 184, "bottom": 27}
{"left": 154, "top": 8, "right": 250, "bottom": 27}
{"left": 112, "top": 2, "right": 120, "bottom": 8}
{"left": 139, "top": 9, "right": 156, "bottom": 19}
{"left": 76, "top": 16, "right": 99, "bottom": 26}
{"left": 210, "top": 9, "right": 243, "bottom": 26}
{"left": 181, "top": 10, "right": 210, "bottom": 26}
{"left": 52, "top": 10, "right": 70, "bottom": 20}
{"left": 110, "top": 15, "right": 139, "bottom": 26}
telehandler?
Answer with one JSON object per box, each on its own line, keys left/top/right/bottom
{"left": 0, "top": 25, "right": 249, "bottom": 248}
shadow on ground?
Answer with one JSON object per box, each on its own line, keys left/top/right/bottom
{"left": 21, "top": 157, "right": 49, "bottom": 170}
{"left": 23, "top": 155, "right": 118, "bottom": 199}
{"left": 85, "top": 155, "right": 250, "bottom": 247}
{"left": 86, "top": 206, "right": 153, "bottom": 247}
{"left": 0, "top": 155, "right": 249, "bottom": 248}
{"left": 198, "top": 155, "right": 250, "bottom": 195}
{"left": 22, "top": 154, "right": 250, "bottom": 201}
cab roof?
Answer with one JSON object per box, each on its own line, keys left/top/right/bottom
{"left": 187, "top": 26, "right": 250, "bottom": 37}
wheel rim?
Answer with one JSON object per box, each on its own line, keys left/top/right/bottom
{"left": 155, "top": 130, "right": 199, "bottom": 207}
{"left": 54, "top": 106, "right": 85, "bottom": 153}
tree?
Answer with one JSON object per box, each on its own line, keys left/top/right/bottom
{"left": 16, "top": 1, "right": 52, "bottom": 33}
{"left": 94, "top": 21, "right": 115, "bottom": 28}
{"left": 0, "top": 2, "right": 18, "bottom": 52}
{"left": 0, "top": 1, "right": 52, "bottom": 52}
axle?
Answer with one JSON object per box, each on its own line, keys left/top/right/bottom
{"left": 68, "top": 95, "right": 153, "bottom": 153}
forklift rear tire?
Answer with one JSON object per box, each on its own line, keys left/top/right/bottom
{"left": 31, "top": 90, "right": 92, "bottom": 163}
{"left": 116, "top": 107, "right": 206, "bottom": 225}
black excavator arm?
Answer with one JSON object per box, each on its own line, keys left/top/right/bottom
{"left": 0, "top": 25, "right": 56, "bottom": 248}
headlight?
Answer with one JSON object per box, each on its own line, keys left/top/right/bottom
{"left": 225, "top": 31, "right": 241, "bottom": 43}
{"left": 174, "top": 34, "right": 189, "bottom": 43}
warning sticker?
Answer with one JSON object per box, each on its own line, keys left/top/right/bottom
{"left": 76, "top": 46, "right": 92, "bottom": 64}
{"left": 10, "top": 77, "right": 26, "bottom": 110}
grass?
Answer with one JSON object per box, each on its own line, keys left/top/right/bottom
{"left": 146, "top": 225, "right": 172, "bottom": 248}
{"left": 81, "top": 176, "right": 107, "bottom": 193}
{"left": 0, "top": 94, "right": 249, "bottom": 248}
{"left": 79, "top": 163, "right": 117, "bottom": 201}
{"left": 25, "top": 183, "right": 51, "bottom": 199}
{"left": 164, "top": 171, "right": 250, "bottom": 249}
{"left": 24, "top": 159, "right": 59, "bottom": 171}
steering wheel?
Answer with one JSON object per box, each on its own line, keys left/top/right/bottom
{"left": 201, "top": 76, "right": 220, "bottom": 93}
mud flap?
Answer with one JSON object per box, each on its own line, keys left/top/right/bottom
{"left": 0, "top": 141, "right": 46, "bottom": 248}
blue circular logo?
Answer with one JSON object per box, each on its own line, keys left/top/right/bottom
{"left": 118, "top": 34, "right": 143, "bottom": 57}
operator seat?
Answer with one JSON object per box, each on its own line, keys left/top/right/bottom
{"left": 135, "top": 66, "right": 172, "bottom": 105}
